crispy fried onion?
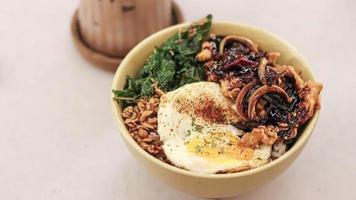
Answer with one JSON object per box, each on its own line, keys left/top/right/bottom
{"left": 219, "top": 35, "right": 259, "bottom": 54}
{"left": 236, "top": 84, "right": 292, "bottom": 121}
{"left": 257, "top": 57, "right": 268, "bottom": 84}
{"left": 240, "top": 125, "right": 279, "bottom": 148}
{"left": 275, "top": 65, "right": 304, "bottom": 90}
{"left": 266, "top": 52, "right": 280, "bottom": 64}
{"left": 196, "top": 41, "right": 213, "bottom": 62}
{"left": 284, "top": 127, "right": 298, "bottom": 140}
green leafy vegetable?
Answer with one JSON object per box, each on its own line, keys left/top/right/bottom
{"left": 113, "top": 15, "right": 212, "bottom": 104}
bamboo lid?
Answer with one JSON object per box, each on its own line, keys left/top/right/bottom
{"left": 71, "top": 2, "right": 184, "bottom": 72}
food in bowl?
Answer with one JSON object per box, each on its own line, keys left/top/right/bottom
{"left": 112, "top": 15, "right": 323, "bottom": 174}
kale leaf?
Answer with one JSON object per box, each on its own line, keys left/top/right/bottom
{"left": 113, "top": 15, "right": 212, "bottom": 104}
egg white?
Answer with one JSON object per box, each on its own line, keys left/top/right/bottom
{"left": 157, "top": 82, "right": 272, "bottom": 174}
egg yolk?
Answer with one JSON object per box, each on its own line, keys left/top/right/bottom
{"left": 186, "top": 131, "right": 253, "bottom": 162}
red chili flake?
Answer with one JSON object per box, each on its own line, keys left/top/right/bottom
{"left": 194, "top": 98, "right": 225, "bottom": 123}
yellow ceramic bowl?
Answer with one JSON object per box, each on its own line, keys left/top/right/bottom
{"left": 112, "top": 22, "right": 320, "bottom": 198}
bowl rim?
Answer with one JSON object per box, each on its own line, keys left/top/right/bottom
{"left": 112, "top": 21, "right": 320, "bottom": 179}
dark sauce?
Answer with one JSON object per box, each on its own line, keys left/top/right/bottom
{"left": 206, "top": 35, "right": 303, "bottom": 142}
{"left": 262, "top": 77, "right": 299, "bottom": 124}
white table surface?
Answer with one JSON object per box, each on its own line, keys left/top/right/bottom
{"left": 1, "top": 0, "right": 355, "bottom": 199}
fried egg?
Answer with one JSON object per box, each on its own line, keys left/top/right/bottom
{"left": 157, "top": 82, "right": 272, "bottom": 174}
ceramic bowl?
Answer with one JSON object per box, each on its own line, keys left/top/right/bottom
{"left": 112, "top": 22, "right": 320, "bottom": 198}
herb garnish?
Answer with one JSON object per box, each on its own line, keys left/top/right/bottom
{"left": 113, "top": 15, "right": 212, "bottom": 105}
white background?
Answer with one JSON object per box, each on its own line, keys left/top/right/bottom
{"left": 1, "top": 0, "right": 355, "bottom": 199}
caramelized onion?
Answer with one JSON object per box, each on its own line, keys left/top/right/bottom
{"left": 235, "top": 83, "right": 255, "bottom": 120}
{"left": 222, "top": 56, "right": 258, "bottom": 69}
{"left": 275, "top": 65, "right": 305, "bottom": 90}
{"left": 219, "top": 35, "right": 259, "bottom": 54}
{"left": 248, "top": 85, "right": 291, "bottom": 121}
{"left": 281, "top": 69, "right": 304, "bottom": 90}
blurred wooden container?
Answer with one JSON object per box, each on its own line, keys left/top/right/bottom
{"left": 71, "top": 0, "right": 183, "bottom": 71}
